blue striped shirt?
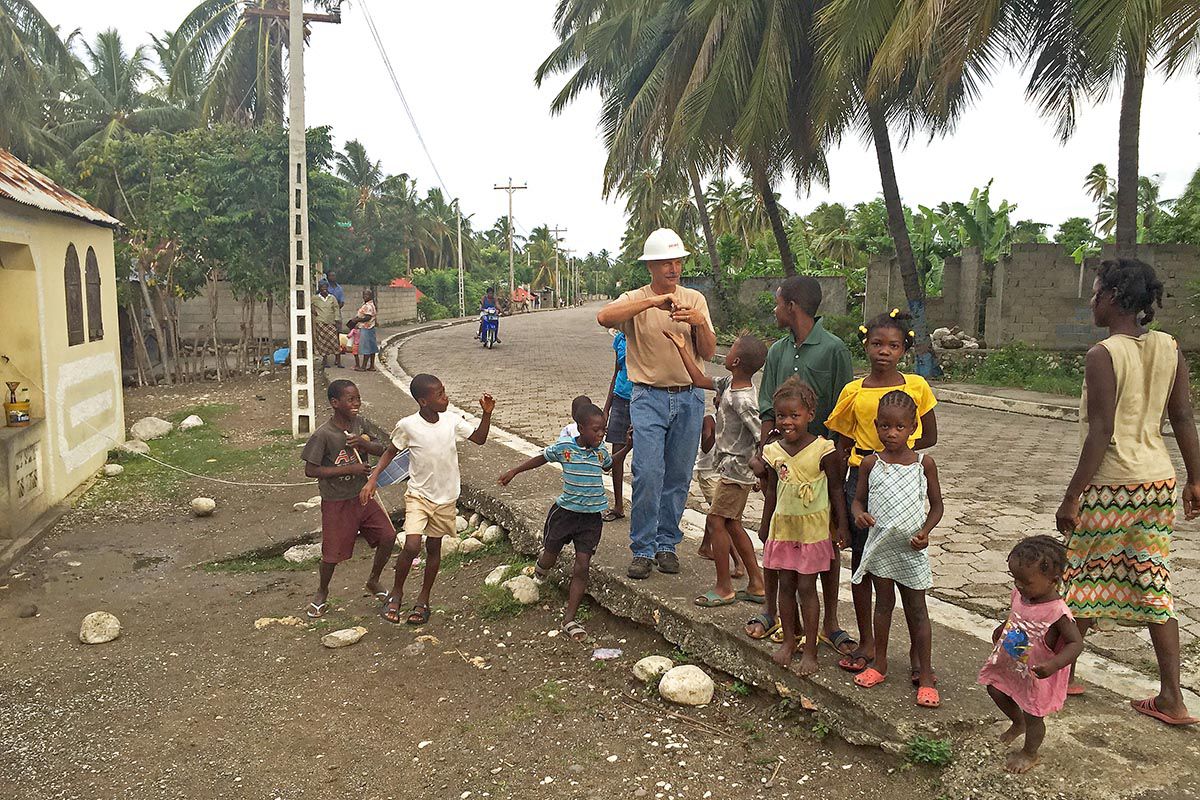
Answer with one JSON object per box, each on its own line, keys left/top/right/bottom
{"left": 543, "top": 440, "right": 612, "bottom": 513}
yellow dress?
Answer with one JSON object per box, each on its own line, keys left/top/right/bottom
{"left": 825, "top": 374, "right": 937, "bottom": 467}
{"left": 762, "top": 437, "right": 836, "bottom": 575}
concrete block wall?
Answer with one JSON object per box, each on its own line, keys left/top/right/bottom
{"left": 175, "top": 280, "right": 418, "bottom": 343}
{"left": 681, "top": 275, "right": 849, "bottom": 318}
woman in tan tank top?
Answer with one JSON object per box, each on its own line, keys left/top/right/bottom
{"left": 1057, "top": 258, "right": 1200, "bottom": 726}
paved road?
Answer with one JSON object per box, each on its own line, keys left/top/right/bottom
{"left": 396, "top": 304, "right": 1200, "bottom": 681}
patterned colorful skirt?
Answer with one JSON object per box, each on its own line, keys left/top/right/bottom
{"left": 314, "top": 321, "right": 339, "bottom": 356}
{"left": 1063, "top": 480, "right": 1176, "bottom": 625}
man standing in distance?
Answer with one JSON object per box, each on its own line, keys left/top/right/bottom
{"left": 597, "top": 229, "right": 717, "bottom": 579}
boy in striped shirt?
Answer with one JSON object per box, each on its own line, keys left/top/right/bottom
{"left": 498, "top": 404, "right": 627, "bottom": 641}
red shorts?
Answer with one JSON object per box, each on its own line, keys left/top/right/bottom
{"left": 320, "top": 496, "right": 397, "bottom": 564}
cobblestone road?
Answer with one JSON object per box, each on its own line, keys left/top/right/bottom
{"left": 396, "top": 305, "right": 1200, "bottom": 681}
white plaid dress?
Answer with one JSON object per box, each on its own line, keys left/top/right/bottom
{"left": 851, "top": 454, "right": 931, "bottom": 590}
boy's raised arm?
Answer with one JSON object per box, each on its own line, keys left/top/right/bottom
{"left": 661, "top": 331, "right": 715, "bottom": 390}
{"left": 359, "top": 443, "right": 398, "bottom": 505}
{"left": 468, "top": 393, "right": 496, "bottom": 445}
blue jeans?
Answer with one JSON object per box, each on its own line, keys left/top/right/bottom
{"left": 628, "top": 384, "right": 704, "bottom": 559}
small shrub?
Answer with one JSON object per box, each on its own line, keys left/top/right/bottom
{"left": 810, "top": 718, "right": 831, "bottom": 739}
{"left": 730, "top": 680, "right": 752, "bottom": 697}
{"left": 475, "top": 583, "right": 524, "bottom": 619}
{"left": 418, "top": 295, "right": 451, "bottom": 321}
{"left": 906, "top": 735, "right": 953, "bottom": 767}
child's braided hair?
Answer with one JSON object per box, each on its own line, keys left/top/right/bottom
{"left": 1008, "top": 535, "right": 1068, "bottom": 580}
{"left": 878, "top": 389, "right": 918, "bottom": 420}
{"left": 859, "top": 308, "right": 916, "bottom": 350}
{"left": 772, "top": 376, "right": 817, "bottom": 414}
{"left": 1095, "top": 258, "right": 1164, "bottom": 324}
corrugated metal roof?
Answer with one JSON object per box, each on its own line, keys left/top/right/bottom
{"left": 0, "top": 149, "right": 121, "bottom": 228}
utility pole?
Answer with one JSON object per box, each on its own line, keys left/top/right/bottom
{"left": 563, "top": 248, "right": 577, "bottom": 306}
{"left": 455, "top": 200, "right": 464, "bottom": 317}
{"left": 549, "top": 225, "right": 567, "bottom": 307}
{"left": 493, "top": 178, "right": 526, "bottom": 302}
{"left": 258, "top": 0, "right": 340, "bottom": 438}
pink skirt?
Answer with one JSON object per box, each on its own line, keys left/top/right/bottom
{"left": 762, "top": 539, "right": 834, "bottom": 575}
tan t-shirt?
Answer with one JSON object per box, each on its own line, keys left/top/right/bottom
{"left": 1082, "top": 330, "right": 1178, "bottom": 485}
{"left": 616, "top": 285, "right": 714, "bottom": 387}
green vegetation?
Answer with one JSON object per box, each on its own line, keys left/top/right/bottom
{"left": 83, "top": 404, "right": 296, "bottom": 508}
{"left": 529, "top": 680, "right": 569, "bottom": 714}
{"left": 810, "top": 718, "right": 832, "bottom": 740}
{"left": 938, "top": 344, "right": 1086, "bottom": 398}
{"left": 475, "top": 583, "right": 525, "bottom": 620}
{"left": 202, "top": 534, "right": 320, "bottom": 575}
{"left": 906, "top": 735, "right": 954, "bottom": 768}
{"left": 729, "top": 680, "right": 753, "bottom": 698}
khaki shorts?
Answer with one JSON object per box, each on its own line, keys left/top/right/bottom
{"left": 709, "top": 480, "right": 752, "bottom": 520}
{"left": 403, "top": 493, "right": 457, "bottom": 538}
{"left": 696, "top": 473, "right": 720, "bottom": 506}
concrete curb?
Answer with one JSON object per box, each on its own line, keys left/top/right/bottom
{"left": 934, "top": 388, "right": 1079, "bottom": 422}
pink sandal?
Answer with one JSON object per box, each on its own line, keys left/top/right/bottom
{"left": 916, "top": 686, "right": 941, "bottom": 708}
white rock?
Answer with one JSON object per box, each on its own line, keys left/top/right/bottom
{"left": 502, "top": 575, "right": 540, "bottom": 605}
{"left": 440, "top": 537, "right": 461, "bottom": 556}
{"left": 469, "top": 512, "right": 482, "bottom": 528}
{"left": 79, "top": 611, "right": 121, "bottom": 644}
{"left": 932, "top": 327, "right": 952, "bottom": 340}
{"left": 179, "top": 415, "right": 204, "bottom": 431}
{"left": 658, "top": 665, "right": 715, "bottom": 706}
{"left": 633, "top": 655, "right": 675, "bottom": 682}
{"left": 129, "top": 416, "right": 173, "bottom": 441}
{"left": 283, "top": 543, "right": 322, "bottom": 563}
{"left": 321, "top": 626, "right": 367, "bottom": 648}
{"left": 190, "top": 497, "right": 216, "bottom": 517}
{"left": 484, "top": 565, "right": 512, "bottom": 587}
{"left": 307, "top": 495, "right": 322, "bottom": 506}
{"left": 481, "top": 525, "right": 503, "bottom": 544}
{"left": 458, "top": 537, "right": 484, "bottom": 555}
{"left": 121, "top": 440, "right": 151, "bottom": 456}
{"left": 455, "top": 515, "right": 468, "bottom": 533}
{"left": 293, "top": 502, "right": 315, "bottom": 512}
{"left": 102, "top": 463, "right": 124, "bottom": 477}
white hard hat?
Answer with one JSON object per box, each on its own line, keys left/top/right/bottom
{"left": 638, "top": 228, "right": 690, "bottom": 261}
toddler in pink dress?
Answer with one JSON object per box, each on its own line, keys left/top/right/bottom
{"left": 978, "top": 535, "right": 1084, "bottom": 774}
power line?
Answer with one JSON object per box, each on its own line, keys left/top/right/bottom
{"left": 359, "top": 0, "right": 454, "bottom": 202}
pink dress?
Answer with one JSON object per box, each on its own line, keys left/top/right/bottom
{"left": 978, "top": 589, "right": 1074, "bottom": 717}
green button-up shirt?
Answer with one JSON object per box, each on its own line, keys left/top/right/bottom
{"left": 758, "top": 319, "right": 854, "bottom": 438}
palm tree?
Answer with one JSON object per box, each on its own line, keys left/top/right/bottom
{"left": 173, "top": 0, "right": 343, "bottom": 125}
{"left": 148, "top": 28, "right": 205, "bottom": 117}
{"left": 0, "top": 0, "right": 74, "bottom": 163}
{"left": 1084, "top": 162, "right": 1115, "bottom": 235}
{"left": 335, "top": 139, "right": 384, "bottom": 213}
{"left": 55, "top": 30, "right": 193, "bottom": 157}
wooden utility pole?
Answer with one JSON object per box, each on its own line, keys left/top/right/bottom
{"left": 246, "top": 1, "right": 341, "bottom": 437}
{"left": 494, "top": 178, "right": 526, "bottom": 301}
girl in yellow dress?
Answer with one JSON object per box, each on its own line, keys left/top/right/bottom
{"left": 826, "top": 309, "right": 938, "bottom": 675}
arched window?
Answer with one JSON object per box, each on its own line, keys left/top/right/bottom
{"left": 85, "top": 247, "right": 103, "bottom": 341}
{"left": 64, "top": 244, "right": 83, "bottom": 346}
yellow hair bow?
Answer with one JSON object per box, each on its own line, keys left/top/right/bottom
{"left": 858, "top": 325, "right": 868, "bottom": 335}
{"left": 889, "top": 308, "right": 900, "bottom": 318}
{"left": 908, "top": 330, "right": 915, "bottom": 337}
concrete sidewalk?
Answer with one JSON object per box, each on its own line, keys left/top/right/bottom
{"left": 341, "top": 326, "right": 1200, "bottom": 800}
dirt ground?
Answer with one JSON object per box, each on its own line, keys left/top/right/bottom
{"left": 0, "top": 375, "right": 942, "bottom": 800}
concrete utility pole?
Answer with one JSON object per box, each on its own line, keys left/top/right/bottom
{"left": 563, "top": 248, "right": 577, "bottom": 305}
{"left": 261, "top": 0, "right": 340, "bottom": 438}
{"left": 549, "top": 225, "right": 567, "bottom": 307}
{"left": 493, "top": 178, "right": 526, "bottom": 301}
{"left": 455, "top": 200, "right": 464, "bottom": 317}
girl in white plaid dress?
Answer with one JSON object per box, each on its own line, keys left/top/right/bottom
{"left": 850, "top": 390, "right": 944, "bottom": 707}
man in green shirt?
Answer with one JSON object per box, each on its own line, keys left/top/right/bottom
{"left": 747, "top": 275, "right": 856, "bottom": 654}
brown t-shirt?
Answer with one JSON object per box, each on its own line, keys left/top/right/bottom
{"left": 616, "top": 285, "right": 713, "bottom": 387}
{"left": 301, "top": 418, "right": 368, "bottom": 501}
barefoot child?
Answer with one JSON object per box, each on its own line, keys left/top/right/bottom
{"left": 665, "top": 331, "right": 767, "bottom": 608}
{"left": 498, "top": 404, "right": 629, "bottom": 640}
{"left": 363, "top": 373, "right": 494, "bottom": 625}
{"left": 850, "top": 391, "right": 943, "bottom": 705}
{"left": 826, "top": 309, "right": 938, "bottom": 675}
{"left": 602, "top": 330, "right": 633, "bottom": 521}
{"left": 758, "top": 378, "right": 849, "bottom": 675}
{"left": 979, "top": 536, "right": 1084, "bottom": 773}
{"left": 301, "top": 380, "right": 396, "bottom": 618}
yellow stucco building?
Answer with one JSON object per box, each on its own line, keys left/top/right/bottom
{"left": 0, "top": 150, "right": 124, "bottom": 556}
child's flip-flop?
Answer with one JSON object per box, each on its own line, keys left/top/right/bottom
{"left": 838, "top": 654, "right": 869, "bottom": 673}
{"left": 306, "top": 602, "right": 328, "bottom": 619}
{"left": 601, "top": 509, "right": 625, "bottom": 522}
{"left": 1131, "top": 697, "right": 1199, "bottom": 726}
{"left": 854, "top": 668, "right": 887, "bottom": 688}
{"left": 694, "top": 591, "right": 737, "bottom": 608}
{"left": 916, "top": 686, "right": 941, "bottom": 708}
{"left": 405, "top": 603, "right": 431, "bottom": 626}
{"left": 381, "top": 599, "right": 403, "bottom": 625}
{"left": 1066, "top": 684, "right": 1086, "bottom": 696}
{"left": 562, "top": 620, "right": 588, "bottom": 642}
{"left": 735, "top": 590, "right": 766, "bottom": 604}
{"left": 744, "top": 613, "right": 778, "bottom": 640}
{"left": 818, "top": 629, "right": 858, "bottom": 656}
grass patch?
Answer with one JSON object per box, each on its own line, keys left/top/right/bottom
{"left": 475, "top": 583, "right": 525, "bottom": 619}
{"left": 937, "top": 343, "right": 1085, "bottom": 397}
{"left": 668, "top": 646, "right": 699, "bottom": 665}
{"left": 729, "top": 680, "right": 753, "bottom": 697}
{"left": 440, "top": 540, "right": 516, "bottom": 573}
{"left": 529, "top": 680, "right": 569, "bottom": 714}
{"left": 84, "top": 404, "right": 299, "bottom": 508}
{"left": 200, "top": 535, "right": 317, "bottom": 574}
{"left": 906, "top": 735, "right": 953, "bottom": 768}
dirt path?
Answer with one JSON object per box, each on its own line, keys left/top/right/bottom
{"left": 0, "top": 375, "right": 938, "bottom": 799}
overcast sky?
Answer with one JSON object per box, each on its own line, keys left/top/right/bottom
{"left": 38, "top": 0, "right": 1200, "bottom": 255}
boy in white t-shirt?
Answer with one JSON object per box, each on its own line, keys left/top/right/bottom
{"left": 361, "top": 373, "right": 495, "bottom": 625}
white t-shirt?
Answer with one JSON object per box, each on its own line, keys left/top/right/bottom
{"left": 557, "top": 422, "right": 579, "bottom": 443}
{"left": 390, "top": 412, "right": 475, "bottom": 504}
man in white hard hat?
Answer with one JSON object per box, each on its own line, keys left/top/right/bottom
{"left": 596, "top": 228, "right": 716, "bottom": 579}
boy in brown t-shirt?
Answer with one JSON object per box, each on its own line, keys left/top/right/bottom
{"left": 300, "top": 379, "right": 396, "bottom": 618}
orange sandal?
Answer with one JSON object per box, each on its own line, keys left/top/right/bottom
{"left": 916, "top": 686, "right": 941, "bottom": 708}
{"left": 853, "top": 667, "right": 887, "bottom": 688}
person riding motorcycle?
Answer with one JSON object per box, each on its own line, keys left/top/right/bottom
{"left": 476, "top": 287, "right": 501, "bottom": 343}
